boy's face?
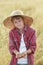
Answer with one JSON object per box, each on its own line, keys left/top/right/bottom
{"left": 12, "top": 16, "right": 24, "bottom": 29}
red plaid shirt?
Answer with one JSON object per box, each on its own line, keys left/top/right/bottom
{"left": 9, "top": 25, "right": 36, "bottom": 65}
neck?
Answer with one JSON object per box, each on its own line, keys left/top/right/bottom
{"left": 19, "top": 25, "right": 24, "bottom": 34}
{"left": 19, "top": 28, "right": 23, "bottom": 34}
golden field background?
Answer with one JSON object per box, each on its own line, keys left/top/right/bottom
{"left": 0, "top": 0, "right": 43, "bottom": 65}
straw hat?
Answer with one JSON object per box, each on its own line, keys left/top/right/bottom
{"left": 3, "top": 10, "right": 33, "bottom": 29}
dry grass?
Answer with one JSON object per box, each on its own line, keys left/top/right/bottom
{"left": 0, "top": 0, "right": 43, "bottom": 65}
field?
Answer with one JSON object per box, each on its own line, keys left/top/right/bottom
{"left": 0, "top": 0, "right": 43, "bottom": 65}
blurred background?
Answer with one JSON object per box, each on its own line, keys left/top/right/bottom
{"left": 0, "top": 0, "right": 43, "bottom": 65}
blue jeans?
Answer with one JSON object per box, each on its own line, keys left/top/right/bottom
{"left": 17, "top": 64, "right": 28, "bottom": 65}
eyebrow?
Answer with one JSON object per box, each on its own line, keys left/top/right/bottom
{"left": 11, "top": 16, "right": 24, "bottom": 22}
{"left": 15, "top": 17, "right": 21, "bottom": 19}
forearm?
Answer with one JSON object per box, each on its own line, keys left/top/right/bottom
{"left": 25, "top": 49, "right": 32, "bottom": 55}
{"left": 13, "top": 50, "right": 19, "bottom": 55}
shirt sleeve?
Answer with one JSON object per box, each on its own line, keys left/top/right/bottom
{"left": 8, "top": 31, "right": 16, "bottom": 55}
{"left": 29, "top": 30, "right": 36, "bottom": 54}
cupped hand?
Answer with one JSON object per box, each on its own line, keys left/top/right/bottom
{"left": 16, "top": 51, "right": 27, "bottom": 59}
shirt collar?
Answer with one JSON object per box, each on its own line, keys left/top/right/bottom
{"left": 14, "top": 25, "right": 28, "bottom": 35}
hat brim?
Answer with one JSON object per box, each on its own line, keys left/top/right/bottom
{"left": 3, "top": 15, "right": 33, "bottom": 29}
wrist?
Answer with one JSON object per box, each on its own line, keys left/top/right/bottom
{"left": 26, "top": 49, "right": 31, "bottom": 54}
{"left": 13, "top": 50, "right": 19, "bottom": 55}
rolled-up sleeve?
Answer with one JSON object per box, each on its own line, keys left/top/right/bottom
{"left": 29, "top": 30, "right": 36, "bottom": 54}
{"left": 8, "top": 31, "right": 16, "bottom": 55}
